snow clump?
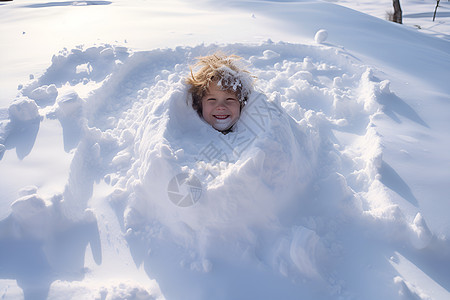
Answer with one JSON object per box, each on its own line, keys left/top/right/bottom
{"left": 315, "top": 29, "right": 328, "bottom": 44}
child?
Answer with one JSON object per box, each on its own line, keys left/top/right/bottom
{"left": 186, "top": 52, "right": 254, "bottom": 133}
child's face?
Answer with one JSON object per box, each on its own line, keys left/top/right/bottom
{"left": 201, "top": 82, "right": 241, "bottom": 132}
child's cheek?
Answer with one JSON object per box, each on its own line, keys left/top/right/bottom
{"left": 235, "top": 106, "right": 241, "bottom": 118}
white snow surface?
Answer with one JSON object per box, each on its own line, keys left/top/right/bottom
{"left": 1, "top": 0, "right": 450, "bottom": 299}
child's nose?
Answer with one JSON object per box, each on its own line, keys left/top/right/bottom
{"left": 216, "top": 103, "right": 226, "bottom": 110}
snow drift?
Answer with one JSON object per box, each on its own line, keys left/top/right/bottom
{"left": 1, "top": 40, "right": 449, "bottom": 299}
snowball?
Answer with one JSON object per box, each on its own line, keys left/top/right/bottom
{"left": 314, "top": 29, "right": 328, "bottom": 44}
{"left": 8, "top": 97, "right": 40, "bottom": 122}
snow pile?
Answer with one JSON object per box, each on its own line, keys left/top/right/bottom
{"left": 1, "top": 38, "right": 448, "bottom": 300}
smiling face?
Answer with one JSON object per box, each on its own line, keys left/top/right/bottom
{"left": 201, "top": 82, "right": 241, "bottom": 132}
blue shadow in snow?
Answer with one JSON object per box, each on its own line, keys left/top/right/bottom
{"left": 377, "top": 90, "right": 429, "bottom": 128}
{"left": 23, "top": 1, "right": 111, "bottom": 8}
{"left": 379, "top": 160, "right": 418, "bottom": 207}
{"left": 400, "top": 237, "right": 450, "bottom": 292}
{"left": 404, "top": 12, "right": 450, "bottom": 19}
{"left": 0, "top": 216, "right": 101, "bottom": 300}
{"left": 126, "top": 234, "right": 315, "bottom": 300}
{"left": 4, "top": 119, "right": 40, "bottom": 160}
{"left": 58, "top": 118, "right": 83, "bottom": 152}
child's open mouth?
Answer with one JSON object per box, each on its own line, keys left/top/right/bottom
{"left": 212, "top": 114, "right": 233, "bottom": 131}
{"left": 214, "top": 115, "right": 229, "bottom": 119}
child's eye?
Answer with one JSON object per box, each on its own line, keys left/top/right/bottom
{"left": 207, "top": 98, "right": 216, "bottom": 101}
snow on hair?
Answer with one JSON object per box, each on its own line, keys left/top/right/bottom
{"left": 186, "top": 52, "right": 254, "bottom": 116}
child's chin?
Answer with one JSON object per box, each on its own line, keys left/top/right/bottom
{"left": 213, "top": 124, "right": 228, "bottom": 130}
{"left": 212, "top": 121, "right": 234, "bottom": 132}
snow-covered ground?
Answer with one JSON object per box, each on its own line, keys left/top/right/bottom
{"left": 1, "top": 0, "right": 449, "bottom": 299}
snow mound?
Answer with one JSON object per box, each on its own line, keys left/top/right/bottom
{"left": 1, "top": 42, "right": 448, "bottom": 300}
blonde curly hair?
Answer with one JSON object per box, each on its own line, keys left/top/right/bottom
{"left": 186, "top": 52, "right": 254, "bottom": 116}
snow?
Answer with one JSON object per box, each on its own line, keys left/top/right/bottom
{"left": 314, "top": 29, "right": 328, "bottom": 44}
{"left": 1, "top": 0, "right": 450, "bottom": 299}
